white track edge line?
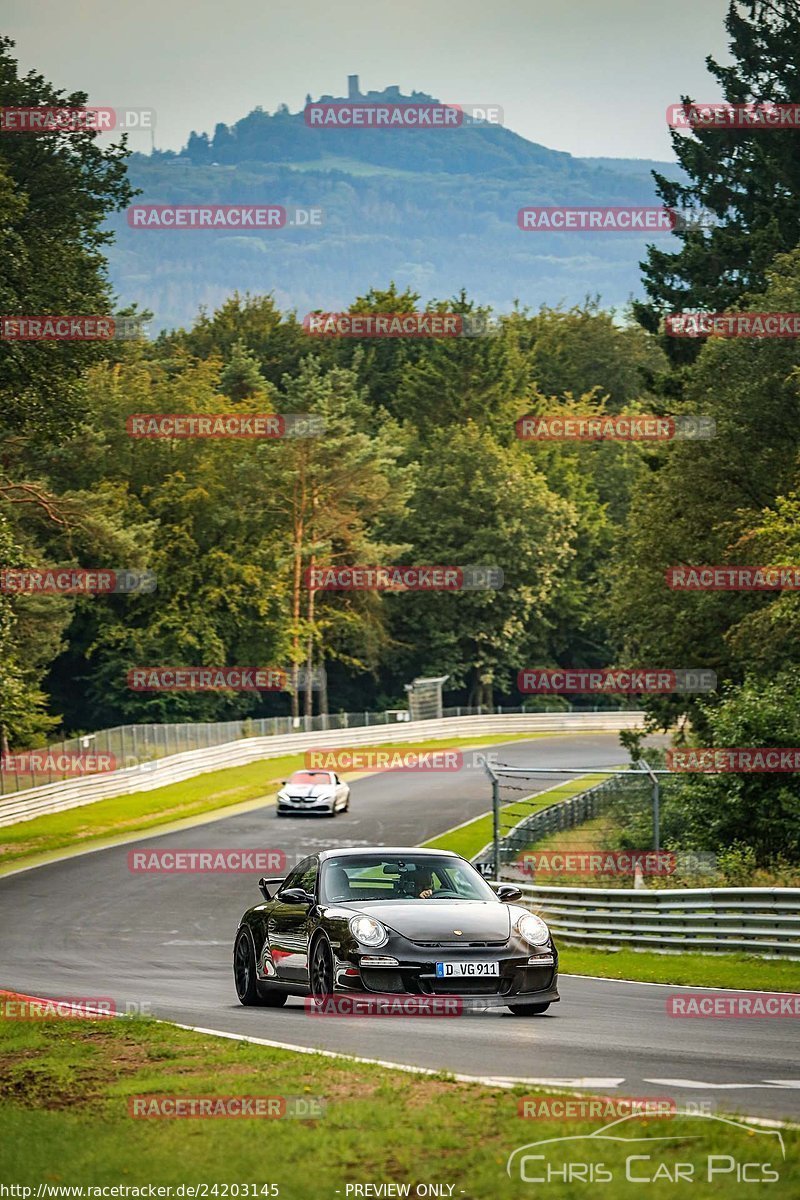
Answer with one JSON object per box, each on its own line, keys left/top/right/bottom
{"left": 169, "top": 1020, "right": 797, "bottom": 1129}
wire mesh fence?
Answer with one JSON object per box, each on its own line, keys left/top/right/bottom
{"left": 476, "top": 763, "right": 718, "bottom": 889}
{"left": 0, "top": 701, "right": 633, "bottom": 795}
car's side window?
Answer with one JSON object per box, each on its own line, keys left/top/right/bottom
{"left": 298, "top": 859, "right": 319, "bottom": 897}
{"left": 277, "top": 860, "right": 309, "bottom": 897}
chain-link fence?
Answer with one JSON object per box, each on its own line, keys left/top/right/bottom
{"left": 0, "top": 701, "right": 636, "bottom": 795}
{"left": 475, "top": 762, "right": 716, "bottom": 889}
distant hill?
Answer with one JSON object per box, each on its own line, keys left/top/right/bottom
{"left": 107, "top": 78, "right": 685, "bottom": 332}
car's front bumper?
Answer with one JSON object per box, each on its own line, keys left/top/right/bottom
{"left": 332, "top": 942, "right": 559, "bottom": 1007}
{"left": 277, "top": 795, "right": 335, "bottom": 814}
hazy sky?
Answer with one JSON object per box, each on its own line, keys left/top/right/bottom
{"left": 5, "top": 0, "right": 732, "bottom": 159}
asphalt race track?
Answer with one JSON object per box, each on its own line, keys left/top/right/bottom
{"left": 1, "top": 733, "right": 798, "bottom": 1121}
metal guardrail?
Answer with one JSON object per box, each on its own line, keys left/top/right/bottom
{"left": 0, "top": 702, "right": 639, "bottom": 795}
{"left": 0, "top": 711, "right": 645, "bottom": 828}
{"left": 472, "top": 769, "right": 799, "bottom": 958}
{"left": 516, "top": 884, "right": 800, "bottom": 958}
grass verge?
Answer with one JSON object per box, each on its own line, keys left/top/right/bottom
{"left": 0, "top": 1008, "right": 796, "bottom": 1195}
{"left": 425, "top": 777, "right": 800, "bottom": 992}
{"left": 421, "top": 773, "right": 608, "bottom": 860}
{"left": 560, "top": 945, "right": 800, "bottom": 992}
{"left": 0, "top": 733, "right": 556, "bottom": 873}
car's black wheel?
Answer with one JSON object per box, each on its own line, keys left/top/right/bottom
{"left": 507, "top": 1002, "right": 551, "bottom": 1016}
{"left": 234, "top": 929, "right": 261, "bottom": 1005}
{"left": 310, "top": 936, "right": 334, "bottom": 1005}
{"left": 234, "top": 930, "right": 289, "bottom": 1007}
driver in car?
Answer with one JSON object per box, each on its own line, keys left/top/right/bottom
{"left": 416, "top": 866, "right": 434, "bottom": 898}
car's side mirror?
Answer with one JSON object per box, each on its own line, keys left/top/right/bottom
{"left": 280, "top": 887, "right": 314, "bottom": 906}
{"left": 496, "top": 883, "right": 523, "bottom": 903}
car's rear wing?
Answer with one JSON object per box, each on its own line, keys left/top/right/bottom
{"left": 258, "top": 876, "right": 285, "bottom": 901}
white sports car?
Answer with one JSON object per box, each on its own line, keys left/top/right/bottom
{"left": 276, "top": 769, "right": 350, "bottom": 817}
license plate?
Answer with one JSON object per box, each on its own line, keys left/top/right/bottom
{"left": 435, "top": 960, "right": 499, "bottom": 977}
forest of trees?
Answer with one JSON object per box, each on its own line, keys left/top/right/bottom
{"left": 2, "top": 2, "right": 800, "bottom": 868}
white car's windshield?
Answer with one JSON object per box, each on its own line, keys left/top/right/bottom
{"left": 321, "top": 854, "right": 496, "bottom": 903}
{"left": 287, "top": 770, "right": 333, "bottom": 786}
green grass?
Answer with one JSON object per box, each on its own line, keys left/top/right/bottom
{"left": 0, "top": 732, "right": 559, "bottom": 873}
{"left": 560, "top": 945, "right": 800, "bottom": 991}
{"left": 0, "top": 1010, "right": 796, "bottom": 1194}
{"left": 424, "top": 774, "right": 800, "bottom": 990}
{"left": 422, "top": 773, "right": 608, "bottom": 860}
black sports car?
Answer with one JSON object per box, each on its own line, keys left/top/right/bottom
{"left": 233, "top": 846, "right": 559, "bottom": 1015}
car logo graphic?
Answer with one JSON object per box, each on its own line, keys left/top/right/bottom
{"left": 506, "top": 1112, "right": 786, "bottom": 1179}
{"left": 453, "top": 930, "right": 463, "bottom": 935}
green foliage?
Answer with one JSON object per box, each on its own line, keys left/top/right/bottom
{"left": 636, "top": 1, "right": 800, "bottom": 340}
{"left": 611, "top": 247, "right": 800, "bottom": 733}
{"left": 658, "top": 673, "right": 800, "bottom": 866}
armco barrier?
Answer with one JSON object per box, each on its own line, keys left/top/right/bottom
{"left": 517, "top": 884, "right": 800, "bottom": 958}
{"left": 0, "top": 712, "right": 644, "bottom": 828}
{"left": 478, "top": 775, "right": 626, "bottom": 869}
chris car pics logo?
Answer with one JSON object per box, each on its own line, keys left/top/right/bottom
{"left": 506, "top": 1112, "right": 784, "bottom": 1185}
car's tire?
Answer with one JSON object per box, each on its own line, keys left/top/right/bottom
{"left": 234, "top": 929, "right": 262, "bottom": 1005}
{"left": 309, "top": 935, "right": 334, "bottom": 1006}
{"left": 234, "top": 929, "right": 289, "bottom": 1007}
{"left": 506, "top": 1002, "right": 551, "bottom": 1016}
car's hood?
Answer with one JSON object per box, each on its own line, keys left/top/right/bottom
{"left": 281, "top": 784, "right": 333, "bottom": 796}
{"left": 350, "top": 900, "right": 512, "bottom": 943}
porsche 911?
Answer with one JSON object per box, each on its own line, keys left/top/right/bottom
{"left": 233, "top": 846, "right": 559, "bottom": 1015}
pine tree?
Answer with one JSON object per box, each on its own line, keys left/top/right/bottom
{"left": 635, "top": 1, "right": 800, "bottom": 354}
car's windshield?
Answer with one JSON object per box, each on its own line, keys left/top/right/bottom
{"left": 287, "top": 770, "right": 333, "bottom": 785}
{"left": 320, "top": 854, "right": 497, "bottom": 903}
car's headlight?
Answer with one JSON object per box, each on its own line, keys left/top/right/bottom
{"left": 349, "top": 915, "right": 389, "bottom": 947}
{"left": 516, "top": 913, "right": 550, "bottom": 946}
